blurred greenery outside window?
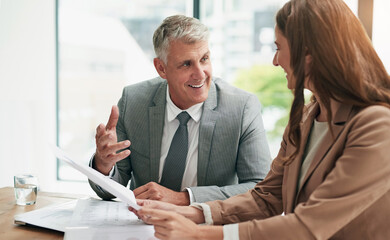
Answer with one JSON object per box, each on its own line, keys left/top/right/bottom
{"left": 234, "top": 65, "right": 293, "bottom": 140}
{"left": 200, "top": 0, "right": 292, "bottom": 155}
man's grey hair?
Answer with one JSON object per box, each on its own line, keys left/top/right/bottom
{"left": 153, "top": 15, "right": 209, "bottom": 64}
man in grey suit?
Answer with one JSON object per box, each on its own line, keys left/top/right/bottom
{"left": 89, "top": 15, "right": 271, "bottom": 205}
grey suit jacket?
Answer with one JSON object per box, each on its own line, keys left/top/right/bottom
{"left": 90, "top": 77, "right": 271, "bottom": 202}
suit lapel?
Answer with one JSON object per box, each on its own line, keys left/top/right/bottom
{"left": 197, "top": 81, "right": 218, "bottom": 186}
{"left": 149, "top": 82, "right": 167, "bottom": 182}
{"left": 295, "top": 103, "right": 353, "bottom": 200}
{"left": 285, "top": 103, "right": 319, "bottom": 213}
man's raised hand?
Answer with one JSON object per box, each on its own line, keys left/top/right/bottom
{"left": 94, "top": 105, "right": 131, "bottom": 175}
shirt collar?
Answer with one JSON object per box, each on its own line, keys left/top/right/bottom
{"left": 166, "top": 85, "right": 203, "bottom": 123}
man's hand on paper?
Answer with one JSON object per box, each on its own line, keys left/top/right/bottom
{"left": 94, "top": 105, "right": 131, "bottom": 175}
{"left": 133, "top": 182, "right": 190, "bottom": 206}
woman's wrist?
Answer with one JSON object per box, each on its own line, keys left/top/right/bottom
{"left": 176, "top": 205, "right": 206, "bottom": 224}
{"left": 196, "top": 225, "right": 223, "bottom": 240}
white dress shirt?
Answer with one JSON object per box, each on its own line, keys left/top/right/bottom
{"left": 98, "top": 86, "right": 203, "bottom": 202}
{"left": 158, "top": 86, "right": 203, "bottom": 201}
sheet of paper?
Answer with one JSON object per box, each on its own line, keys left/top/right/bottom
{"left": 70, "top": 198, "right": 142, "bottom": 227}
{"left": 14, "top": 199, "right": 78, "bottom": 232}
{"left": 51, "top": 145, "right": 140, "bottom": 210}
{"left": 64, "top": 199, "right": 157, "bottom": 240}
{"left": 65, "top": 226, "right": 158, "bottom": 240}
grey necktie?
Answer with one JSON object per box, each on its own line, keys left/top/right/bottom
{"left": 160, "top": 111, "right": 191, "bottom": 191}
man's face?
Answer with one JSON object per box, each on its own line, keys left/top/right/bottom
{"left": 154, "top": 40, "right": 212, "bottom": 110}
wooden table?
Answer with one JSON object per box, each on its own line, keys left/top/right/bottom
{"left": 0, "top": 187, "right": 88, "bottom": 240}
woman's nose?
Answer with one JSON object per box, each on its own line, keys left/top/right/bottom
{"left": 273, "top": 53, "right": 279, "bottom": 66}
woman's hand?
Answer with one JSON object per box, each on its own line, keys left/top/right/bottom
{"left": 140, "top": 208, "right": 201, "bottom": 240}
{"left": 129, "top": 199, "right": 206, "bottom": 224}
{"left": 128, "top": 199, "right": 178, "bottom": 219}
{"left": 129, "top": 199, "right": 222, "bottom": 239}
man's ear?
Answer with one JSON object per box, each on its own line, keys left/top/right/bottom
{"left": 154, "top": 58, "right": 167, "bottom": 79}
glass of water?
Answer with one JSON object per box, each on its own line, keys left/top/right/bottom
{"left": 14, "top": 174, "right": 39, "bottom": 205}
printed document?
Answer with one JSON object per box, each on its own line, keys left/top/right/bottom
{"left": 14, "top": 199, "right": 78, "bottom": 232}
{"left": 51, "top": 145, "right": 140, "bottom": 210}
{"left": 64, "top": 199, "right": 157, "bottom": 240}
{"left": 15, "top": 198, "right": 156, "bottom": 239}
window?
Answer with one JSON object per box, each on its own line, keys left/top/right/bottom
{"left": 58, "top": 0, "right": 191, "bottom": 181}
{"left": 56, "top": 0, "right": 303, "bottom": 181}
{"left": 200, "top": 0, "right": 291, "bottom": 154}
{"left": 372, "top": 0, "right": 390, "bottom": 73}
{"left": 58, "top": 0, "right": 384, "bottom": 182}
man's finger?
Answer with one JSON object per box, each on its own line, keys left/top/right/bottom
{"left": 105, "top": 149, "right": 131, "bottom": 163}
{"left": 97, "top": 138, "right": 129, "bottom": 152}
{"left": 96, "top": 132, "right": 117, "bottom": 147}
{"left": 95, "top": 124, "right": 106, "bottom": 139}
{"left": 106, "top": 105, "right": 119, "bottom": 130}
{"left": 135, "top": 191, "right": 155, "bottom": 200}
{"left": 133, "top": 184, "right": 149, "bottom": 197}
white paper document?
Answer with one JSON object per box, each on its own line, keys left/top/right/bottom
{"left": 14, "top": 199, "right": 78, "bottom": 232}
{"left": 15, "top": 198, "right": 156, "bottom": 239}
{"left": 64, "top": 199, "right": 157, "bottom": 240}
{"left": 51, "top": 145, "right": 140, "bottom": 210}
{"left": 70, "top": 198, "right": 142, "bottom": 227}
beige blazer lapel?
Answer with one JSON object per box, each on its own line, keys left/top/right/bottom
{"left": 284, "top": 152, "right": 301, "bottom": 213}
{"left": 296, "top": 103, "right": 353, "bottom": 200}
{"left": 285, "top": 103, "right": 319, "bottom": 213}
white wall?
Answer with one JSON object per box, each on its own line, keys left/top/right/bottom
{"left": 0, "top": 0, "right": 57, "bottom": 190}
{"left": 0, "top": 0, "right": 97, "bottom": 196}
{"left": 0, "top": 0, "right": 89, "bottom": 195}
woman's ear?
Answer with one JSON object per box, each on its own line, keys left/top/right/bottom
{"left": 305, "top": 53, "right": 312, "bottom": 76}
{"left": 305, "top": 52, "right": 312, "bottom": 65}
{"left": 154, "top": 58, "right": 167, "bottom": 79}
{"left": 304, "top": 53, "right": 314, "bottom": 91}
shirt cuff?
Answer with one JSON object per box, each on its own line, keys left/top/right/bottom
{"left": 90, "top": 154, "right": 115, "bottom": 177}
{"left": 108, "top": 165, "right": 115, "bottom": 177}
{"left": 223, "top": 224, "right": 239, "bottom": 240}
{"left": 190, "top": 202, "right": 213, "bottom": 225}
{"left": 186, "top": 187, "right": 195, "bottom": 204}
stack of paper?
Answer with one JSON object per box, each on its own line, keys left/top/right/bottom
{"left": 65, "top": 199, "right": 157, "bottom": 240}
{"left": 15, "top": 146, "right": 156, "bottom": 239}
{"left": 15, "top": 198, "right": 157, "bottom": 240}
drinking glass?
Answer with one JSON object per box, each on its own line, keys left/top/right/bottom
{"left": 14, "top": 174, "right": 38, "bottom": 205}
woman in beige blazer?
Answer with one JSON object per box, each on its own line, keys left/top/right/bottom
{"left": 130, "top": 0, "right": 390, "bottom": 239}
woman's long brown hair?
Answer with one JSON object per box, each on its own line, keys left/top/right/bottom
{"left": 276, "top": 0, "right": 390, "bottom": 164}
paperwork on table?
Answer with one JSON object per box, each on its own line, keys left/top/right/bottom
{"left": 65, "top": 199, "right": 156, "bottom": 240}
{"left": 14, "top": 198, "right": 156, "bottom": 239}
